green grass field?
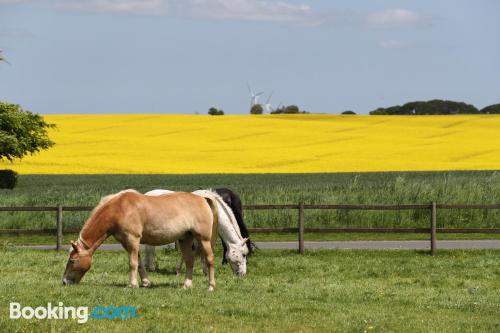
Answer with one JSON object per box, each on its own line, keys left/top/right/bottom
{"left": 2, "top": 232, "right": 500, "bottom": 247}
{"left": 2, "top": 171, "right": 499, "bottom": 331}
{"left": 1, "top": 171, "right": 500, "bottom": 234}
{"left": 0, "top": 247, "right": 499, "bottom": 332}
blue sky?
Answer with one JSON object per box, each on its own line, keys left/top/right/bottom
{"left": 0, "top": 0, "right": 499, "bottom": 114}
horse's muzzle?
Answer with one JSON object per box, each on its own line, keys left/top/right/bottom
{"left": 62, "top": 277, "right": 74, "bottom": 285}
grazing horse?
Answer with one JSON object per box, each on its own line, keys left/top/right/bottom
{"left": 144, "top": 188, "right": 250, "bottom": 276}
{"left": 214, "top": 188, "right": 253, "bottom": 263}
{"left": 62, "top": 190, "right": 219, "bottom": 291}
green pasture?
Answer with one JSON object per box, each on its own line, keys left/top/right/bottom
{"left": 0, "top": 247, "right": 499, "bottom": 332}
{"left": 0, "top": 171, "right": 500, "bottom": 235}
{"left": 2, "top": 232, "right": 500, "bottom": 247}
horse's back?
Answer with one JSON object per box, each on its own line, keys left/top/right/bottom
{"left": 138, "top": 192, "right": 214, "bottom": 245}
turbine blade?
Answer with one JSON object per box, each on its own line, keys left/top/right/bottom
{"left": 266, "top": 91, "right": 274, "bottom": 104}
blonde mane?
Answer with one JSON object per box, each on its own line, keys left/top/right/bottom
{"left": 82, "top": 189, "right": 139, "bottom": 233}
{"left": 92, "top": 189, "right": 138, "bottom": 214}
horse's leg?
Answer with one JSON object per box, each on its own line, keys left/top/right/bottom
{"left": 144, "top": 245, "right": 156, "bottom": 271}
{"left": 126, "top": 238, "right": 141, "bottom": 288}
{"left": 201, "top": 255, "right": 208, "bottom": 276}
{"left": 138, "top": 253, "right": 151, "bottom": 288}
{"left": 175, "top": 240, "right": 183, "bottom": 275}
{"left": 193, "top": 240, "right": 207, "bottom": 275}
{"left": 199, "top": 244, "right": 208, "bottom": 276}
{"left": 178, "top": 237, "right": 195, "bottom": 289}
{"left": 175, "top": 255, "right": 184, "bottom": 276}
{"left": 221, "top": 240, "right": 228, "bottom": 265}
{"left": 198, "top": 239, "right": 216, "bottom": 292}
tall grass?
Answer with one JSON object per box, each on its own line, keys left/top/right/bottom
{"left": 0, "top": 171, "right": 499, "bottom": 230}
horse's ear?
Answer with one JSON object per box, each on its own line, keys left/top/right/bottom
{"left": 71, "top": 241, "right": 79, "bottom": 253}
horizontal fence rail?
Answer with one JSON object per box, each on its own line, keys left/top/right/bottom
{"left": 1, "top": 203, "right": 500, "bottom": 254}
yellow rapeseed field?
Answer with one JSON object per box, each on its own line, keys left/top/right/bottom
{"left": 2, "top": 114, "right": 500, "bottom": 174}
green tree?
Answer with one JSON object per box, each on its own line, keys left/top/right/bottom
{"left": 0, "top": 102, "right": 55, "bottom": 161}
{"left": 480, "top": 103, "right": 500, "bottom": 114}
{"left": 341, "top": 110, "right": 356, "bottom": 115}
{"left": 208, "top": 107, "right": 224, "bottom": 115}
{"left": 284, "top": 105, "right": 299, "bottom": 114}
{"left": 370, "top": 100, "right": 479, "bottom": 115}
{"left": 250, "top": 104, "right": 263, "bottom": 114}
{"left": 271, "top": 104, "right": 308, "bottom": 114}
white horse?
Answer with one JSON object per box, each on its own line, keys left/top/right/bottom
{"left": 144, "top": 189, "right": 249, "bottom": 276}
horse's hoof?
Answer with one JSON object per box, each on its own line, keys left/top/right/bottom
{"left": 141, "top": 279, "right": 151, "bottom": 288}
{"left": 208, "top": 286, "right": 214, "bottom": 292}
{"left": 129, "top": 283, "right": 139, "bottom": 289}
{"left": 183, "top": 280, "right": 192, "bottom": 289}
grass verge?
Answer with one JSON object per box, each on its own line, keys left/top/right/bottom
{"left": 0, "top": 248, "right": 499, "bottom": 332}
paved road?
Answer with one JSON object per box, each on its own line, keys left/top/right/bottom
{"left": 16, "top": 240, "right": 500, "bottom": 251}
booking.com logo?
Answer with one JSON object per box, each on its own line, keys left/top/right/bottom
{"left": 10, "top": 302, "right": 136, "bottom": 324}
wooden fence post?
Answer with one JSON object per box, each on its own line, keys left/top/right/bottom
{"left": 430, "top": 201, "right": 437, "bottom": 256}
{"left": 56, "top": 205, "right": 63, "bottom": 251}
{"left": 298, "top": 202, "right": 305, "bottom": 254}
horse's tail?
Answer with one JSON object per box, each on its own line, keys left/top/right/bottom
{"left": 203, "top": 197, "right": 219, "bottom": 249}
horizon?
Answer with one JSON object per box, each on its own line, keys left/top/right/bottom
{"left": 1, "top": 1, "right": 499, "bottom": 115}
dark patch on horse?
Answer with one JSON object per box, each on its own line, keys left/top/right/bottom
{"left": 215, "top": 188, "right": 253, "bottom": 265}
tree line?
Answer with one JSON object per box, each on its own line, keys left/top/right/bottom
{"left": 210, "top": 100, "right": 500, "bottom": 116}
{"left": 210, "top": 104, "right": 309, "bottom": 115}
{"left": 370, "top": 100, "right": 500, "bottom": 115}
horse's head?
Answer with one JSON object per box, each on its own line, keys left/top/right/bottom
{"left": 226, "top": 238, "right": 249, "bottom": 277}
{"left": 62, "top": 241, "right": 92, "bottom": 285}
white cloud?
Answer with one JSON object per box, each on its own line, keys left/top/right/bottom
{"left": 55, "top": 0, "right": 323, "bottom": 25}
{"left": 185, "top": 0, "right": 323, "bottom": 26}
{"left": 367, "top": 9, "right": 420, "bottom": 26}
{"left": 57, "top": 0, "right": 167, "bottom": 16}
{"left": 379, "top": 40, "right": 410, "bottom": 49}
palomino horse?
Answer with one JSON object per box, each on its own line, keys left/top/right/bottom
{"left": 62, "top": 190, "right": 219, "bottom": 291}
{"left": 144, "top": 189, "right": 249, "bottom": 276}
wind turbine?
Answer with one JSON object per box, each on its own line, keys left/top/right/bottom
{"left": 0, "top": 49, "right": 10, "bottom": 64}
{"left": 263, "top": 91, "right": 274, "bottom": 113}
{"left": 247, "top": 83, "right": 264, "bottom": 108}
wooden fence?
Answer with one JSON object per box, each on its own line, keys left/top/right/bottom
{"left": 1, "top": 202, "right": 500, "bottom": 255}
